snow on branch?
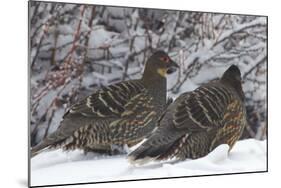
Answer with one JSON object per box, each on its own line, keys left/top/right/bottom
{"left": 30, "top": 2, "right": 267, "bottom": 145}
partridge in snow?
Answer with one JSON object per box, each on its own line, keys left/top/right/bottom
{"left": 128, "top": 65, "right": 246, "bottom": 164}
{"left": 31, "top": 51, "right": 179, "bottom": 157}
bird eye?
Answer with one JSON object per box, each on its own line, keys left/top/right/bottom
{"left": 160, "top": 56, "right": 170, "bottom": 63}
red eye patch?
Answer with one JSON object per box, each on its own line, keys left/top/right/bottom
{"left": 160, "top": 56, "right": 170, "bottom": 63}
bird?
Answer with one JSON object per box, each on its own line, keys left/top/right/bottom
{"left": 31, "top": 51, "right": 179, "bottom": 157}
{"left": 128, "top": 65, "right": 247, "bottom": 164}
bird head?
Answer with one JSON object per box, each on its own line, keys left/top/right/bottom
{"left": 221, "top": 65, "right": 244, "bottom": 100}
{"left": 221, "top": 65, "right": 241, "bottom": 82}
{"left": 145, "top": 51, "right": 179, "bottom": 77}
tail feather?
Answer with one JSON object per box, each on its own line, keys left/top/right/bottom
{"left": 31, "top": 141, "right": 52, "bottom": 158}
{"left": 30, "top": 132, "right": 65, "bottom": 158}
{"left": 128, "top": 132, "right": 184, "bottom": 165}
{"left": 30, "top": 123, "right": 71, "bottom": 158}
{"left": 128, "top": 142, "right": 173, "bottom": 161}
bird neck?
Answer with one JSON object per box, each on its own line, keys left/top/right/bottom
{"left": 142, "top": 68, "right": 167, "bottom": 105}
{"left": 142, "top": 67, "right": 166, "bottom": 88}
{"left": 221, "top": 78, "right": 245, "bottom": 101}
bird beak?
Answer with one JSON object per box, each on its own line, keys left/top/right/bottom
{"left": 166, "top": 59, "right": 179, "bottom": 74}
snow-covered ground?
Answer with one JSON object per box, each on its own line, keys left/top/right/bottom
{"left": 30, "top": 139, "right": 267, "bottom": 187}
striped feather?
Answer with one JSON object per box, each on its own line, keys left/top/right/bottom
{"left": 129, "top": 65, "right": 246, "bottom": 164}
{"left": 68, "top": 80, "right": 145, "bottom": 118}
{"left": 110, "top": 92, "right": 158, "bottom": 144}
{"left": 210, "top": 99, "right": 246, "bottom": 151}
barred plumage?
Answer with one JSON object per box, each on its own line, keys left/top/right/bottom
{"left": 31, "top": 51, "right": 179, "bottom": 157}
{"left": 128, "top": 65, "right": 247, "bottom": 164}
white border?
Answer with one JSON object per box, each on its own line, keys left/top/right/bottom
{"left": 1, "top": 0, "right": 279, "bottom": 188}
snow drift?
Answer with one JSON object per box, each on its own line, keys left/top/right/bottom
{"left": 31, "top": 139, "right": 267, "bottom": 187}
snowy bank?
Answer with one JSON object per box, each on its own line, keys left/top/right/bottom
{"left": 31, "top": 139, "right": 267, "bottom": 186}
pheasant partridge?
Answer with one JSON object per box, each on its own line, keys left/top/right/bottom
{"left": 128, "top": 65, "right": 246, "bottom": 164}
{"left": 31, "top": 51, "right": 179, "bottom": 157}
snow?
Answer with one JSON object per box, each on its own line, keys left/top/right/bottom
{"left": 89, "top": 27, "right": 118, "bottom": 49}
{"left": 31, "top": 139, "right": 267, "bottom": 187}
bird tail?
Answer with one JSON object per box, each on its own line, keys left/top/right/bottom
{"left": 30, "top": 140, "right": 52, "bottom": 158}
{"left": 30, "top": 131, "right": 64, "bottom": 158}
{"left": 128, "top": 132, "right": 184, "bottom": 165}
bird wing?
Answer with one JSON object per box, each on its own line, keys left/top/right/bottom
{"left": 172, "top": 83, "right": 233, "bottom": 132}
{"left": 210, "top": 99, "right": 246, "bottom": 151}
{"left": 128, "top": 83, "right": 241, "bottom": 163}
{"left": 109, "top": 91, "right": 158, "bottom": 145}
{"left": 65, "top": 80, "right": 145, "bottom": 118}
{"left": 34, "top": 80, "right": 145, "bottom": 148}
